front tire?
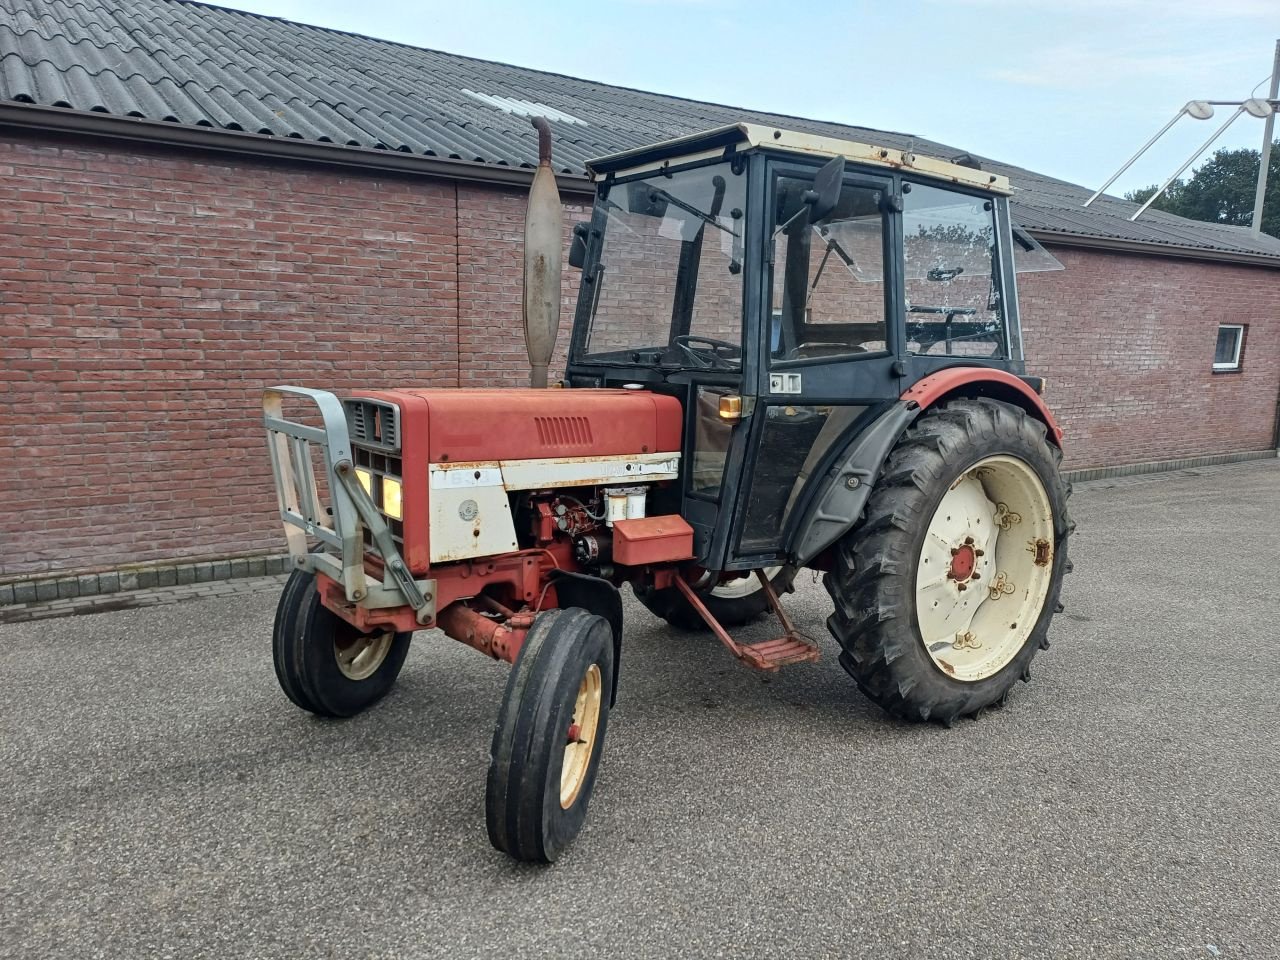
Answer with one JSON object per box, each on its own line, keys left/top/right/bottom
{"left": 824, "top": 398, "right": 1072, "bottom": 723}
{"left": 486, "top": 608, "right": 613, "bottom": 863}
{"left": 272, "top": 571, "right": 412, "bottom": 718}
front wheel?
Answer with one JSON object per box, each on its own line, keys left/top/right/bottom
{"left": 486, "top": 607, "right": 613, "bottom": 863}
{"left": 272, "top": 570, "right": 412, "bottom": 718}
{"left": 825, "top": 398, "right": 1072, "bottom": 723}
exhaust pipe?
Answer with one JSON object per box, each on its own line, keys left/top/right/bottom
{"left": 524, "top": 117, "right": 563, "bottom": 388}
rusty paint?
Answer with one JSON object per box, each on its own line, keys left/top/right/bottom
{"left": 1033, "top": 539, "right": 1053, "bottom": 567}
{"left": 673, "top": 571, "right": 818, "bottom": 672}
{"left": 436, "top": 602, "right": 530, "bottom": 663}
{"left": 938, "top": 658, "right": 957, "bottom": 676}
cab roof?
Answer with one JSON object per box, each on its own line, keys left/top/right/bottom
{"left": 587, "top": 123, "right": 1013, "bottom": 195}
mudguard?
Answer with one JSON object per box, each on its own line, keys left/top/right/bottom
{"left": 548, "top": 569, "right": 624, "bottom": 706}
{"left": 787, "top": 369, "right": 1063, "bottom": 568}
{"left": 788, "top": 402, "right": 917, "bottom": 567}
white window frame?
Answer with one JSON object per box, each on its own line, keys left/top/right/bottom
{"left": 1213, "top": 324, "right": 1245, "bottom": 371}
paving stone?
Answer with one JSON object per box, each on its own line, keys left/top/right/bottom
{"left": 56, "top": 578, "right": 80, "bottom": 600}
{"left": 158, "top": 567, "right": 177, "bottom": 587}
{"left": 175, "top": 566, "right": 195, "bottom": 586}
{"left": 247, "top": 557, "right": 267, "bottom": 577}
{"left": 194, "top": 564, "right": 214, "bottom": 583}
{"left": 35, "top": 581, "right": 59, "bottom": 602}
{"left": 98, "top": 573, "right": 120, "bottom": 594}
{"left": 137, "top": 569, "right": 158, "bottom": 589}
{"left": 212, "top": 560, "right": 231, "bottom": 581}
{"left": 230, "top": 558, "right": 250, "bottom": 579}
{"left": 119, "top": 572, "right": 140, "bottom": 592}
{"left": 13, "top": 582, "right": 38, "bottom": 604}
{"left": 0, "top": 584, "right": 14, "bottom": 606}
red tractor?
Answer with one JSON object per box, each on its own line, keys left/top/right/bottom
{"left": 263, "top": 121, "right": 1072, "bottom": 862}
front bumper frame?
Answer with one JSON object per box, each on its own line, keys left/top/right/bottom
{"left": 262, "top": 385, "right": 435, "bottom": 624}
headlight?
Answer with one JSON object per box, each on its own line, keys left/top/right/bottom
{"left": 355, "top": 468, "right": 374, "bottom": 496}
{"left": 382, "top": 476, "right": 403, "bottom": 520}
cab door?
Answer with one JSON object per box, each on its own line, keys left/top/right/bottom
{"left": 725, "top": 161, "right": 903, "bottom": 567}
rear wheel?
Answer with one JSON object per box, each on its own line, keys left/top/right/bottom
{"left": 633, "top": 565, "right": 794, "bottom": 630}
{"left": 272, "top": 571, "right": 412, "bottom": 718}
{"left": 486, "top": 607, "right": 613, "bottom": 863}
{"left": 824, "top": 398, "right": 1072, "bottom": 723}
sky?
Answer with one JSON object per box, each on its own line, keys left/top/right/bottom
{"left": 217, "top": 0, "right": 1278, "bottom": 195}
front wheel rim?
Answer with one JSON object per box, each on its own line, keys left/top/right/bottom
{"left": 915, "top": 455, "right": 1055, "bottom": 682}
{"left": 334, "top": 629, "right": 393, "bottom": 681}
{"left": 560, "top": 663, "right": 603, "bottom": 809}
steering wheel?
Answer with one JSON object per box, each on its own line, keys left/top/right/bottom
{"left": 672, "top": 334, "right": 741, "bottom": 369}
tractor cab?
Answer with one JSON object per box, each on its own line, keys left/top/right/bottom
{"left": 564, "top": 124, "right": 1037, "bottom": 572}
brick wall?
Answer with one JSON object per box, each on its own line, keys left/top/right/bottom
{"left": 1019, "top": 248, "right": 1279, "bottom": 469}
{"left": 1, "top": 132, "right": 1277, "bottom": 578}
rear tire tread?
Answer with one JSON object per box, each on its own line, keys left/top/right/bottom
{"left": 823, "top": 398, "right": 1072, "bottom": 724}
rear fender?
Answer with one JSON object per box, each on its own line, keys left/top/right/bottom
{"left": 902, "top": 368, "right": 1063, "bottom": 446}
{"left": 788, "top": 403, "right": 916, "bottom": 567}
{"left": 788, "top": 370, "right": 1063, "bottom": 567}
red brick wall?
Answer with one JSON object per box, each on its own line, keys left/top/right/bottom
{"left": 1019, "top": 248, "right": 1279, "bottom": 469}
{"left": 1, "top": 132, "right": 1277, "bottom": 578}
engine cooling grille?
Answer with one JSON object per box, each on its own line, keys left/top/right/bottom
{"left": 345, "top": 398, "right": 400, "bottom": 450}
{"left": 534, "top": 415, "right": 593, "bottom": 447}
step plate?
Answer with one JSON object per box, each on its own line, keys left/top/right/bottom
{"left": 738, "top": 635, "right": 821, "bottom": 672}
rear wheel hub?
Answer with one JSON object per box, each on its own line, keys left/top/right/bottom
{"left": 948, "top": 543, "right": 977, "bottom": 582}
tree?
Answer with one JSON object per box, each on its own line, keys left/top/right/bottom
{"left": 1125, "top": 140, "right": 1280, "bottom": 239}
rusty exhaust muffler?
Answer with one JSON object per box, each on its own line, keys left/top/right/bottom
{"left": 523, "top": 117, "right": 563, "bottom": 388}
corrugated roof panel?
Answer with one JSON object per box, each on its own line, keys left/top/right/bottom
{"left": 0, "top": 0, "right": 1276, "bottom": 261}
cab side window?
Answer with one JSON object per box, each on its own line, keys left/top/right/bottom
{"left": 902, "top": 183, "right": 1006, "bottom": 358}
{"left": 769, "top": 179, "right": 888, "bottom": 363}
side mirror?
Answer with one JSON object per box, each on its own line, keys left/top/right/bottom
{"left": 568, "top": 221, "right": 589, "bottom": 269}
{"left": 803, "top": 155, "right": 845, "bottom": 222}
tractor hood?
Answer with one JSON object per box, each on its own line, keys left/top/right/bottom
{"left": 360, "top": 388, "right": 683, "bottom": 463}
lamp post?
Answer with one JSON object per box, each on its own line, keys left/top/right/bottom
{"left": 1250, "top": 40, "right": 1279, "bottom": 235}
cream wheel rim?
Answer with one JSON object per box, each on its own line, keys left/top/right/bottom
{"left": 710, "top": 565, "right": 783, "bottom": 599}
{"left": 334, "top": 629, "right": 393, "bottom": 681}
{"left": 916, "top": 455, "right": 1055, "bottom": 682}
{"left": 560, "top": 663, "right": 603, "bottom": 809}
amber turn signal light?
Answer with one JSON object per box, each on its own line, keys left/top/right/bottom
{"left": 718, "top": 395, "right": 743, "bottom": 422}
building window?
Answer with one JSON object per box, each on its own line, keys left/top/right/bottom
{"left": 1213, "top": 324, "right": 1245, "bottom": 372}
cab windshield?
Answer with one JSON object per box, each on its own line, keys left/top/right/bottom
{"left": 580, "top": 161, "right": 746, "bottom": 370}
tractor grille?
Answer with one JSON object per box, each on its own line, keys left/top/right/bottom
{"left": 354, "top": 445, "right": 404, "bottom": 557}
{"left": 345, "top": 399, "right": 400, "bottom": 450}
{"left": 534, "top": 415, "right": 592, "bottom": 447}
